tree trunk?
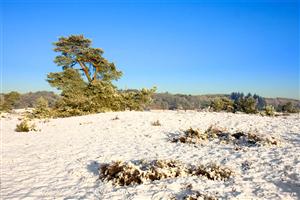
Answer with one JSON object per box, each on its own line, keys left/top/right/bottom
{"left": 78, "top": 61, "right": 92, "bottom": 82}
{"left": 92, "top": 66, "right": 99, "bottom": 82}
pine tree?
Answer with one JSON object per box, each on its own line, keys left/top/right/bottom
{"left": 46, "top": 35, "right": 156, "bottom": 117}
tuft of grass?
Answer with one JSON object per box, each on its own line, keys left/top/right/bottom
{"left": 15, "top": 120, "right": 36, "bottom": 132}
{"left": 151, "top": 120, "right": 161, "bottom": 126}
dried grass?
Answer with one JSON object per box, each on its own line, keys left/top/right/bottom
{"left": 15, "top": 120, "right": 36, "bottom": 132}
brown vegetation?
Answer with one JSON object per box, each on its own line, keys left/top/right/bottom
{"left": 171, "top": 126, "right": 280, "bottom": 146}
{"left": 99, "top": 159, "right": 233, "bottom": 186}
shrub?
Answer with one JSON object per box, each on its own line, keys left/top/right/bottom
{"left": 15, "top": 120, "right": 36, "bottom": 132}
{"left": 210, "top": 97, "right": 234, "bottom": 112}
{"left": 281, "top": 102, "right": 298, "bottom": 113}
{"left": 264, "top": 105, "right": 275, "bottom": 116}
{"left": 210, "top": 98, "right": 223, "bottom": 112}
{"left": 234, "top": 96, "right": 257, "bottom": 114}
{"left": 33, "top": 97, "right": 52, "bottom": 118}
{"left": 120, "top": 87, "right": 157, "bottom": 111}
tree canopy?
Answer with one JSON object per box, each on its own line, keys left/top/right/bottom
{"left": 53, "top": 35, "right": 122, "bottom": 83}
{"left": 42, "top": 35, "right": 156, "bottom": 117}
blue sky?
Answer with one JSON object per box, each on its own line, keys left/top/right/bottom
{"left": 1, "top": 0, "right": 299, "bottom": 99}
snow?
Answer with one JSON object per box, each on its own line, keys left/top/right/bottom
{"left": 1, "top": 110, "right": 300, "bottom": 199}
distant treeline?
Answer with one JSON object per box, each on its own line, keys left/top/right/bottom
{"left": 1, "top": 91, "right": 299, "bottom": 113}
{"left": 0, "top": 91, "right": 59, "bottom": 110}
{"left": 150, "top": 92, "right": 299, "bottom": 112}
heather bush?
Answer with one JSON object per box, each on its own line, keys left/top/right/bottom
{"left": 99, "top": 159, "right": 188, "bottom": 186}
{"left": 99, "top": 159, "right": 233, "bottom": 186}
{"left": 171, "top": 126, "right": 280, "bottom": 146}
{"left": 191, "top": 163, "right": 234, "bottom": 181}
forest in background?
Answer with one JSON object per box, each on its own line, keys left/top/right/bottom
{"left": 1, "top": 91, "right": 299, "bottom": 112}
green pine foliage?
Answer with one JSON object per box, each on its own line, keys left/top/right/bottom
{"left": 33, "top": 97, "right": 52, "bottom": 118}
{"left": 210, "top": 97, "right": 234, "bottom": 112}
{"left": 44, "top": 35, "right": 156, "bottom": 117}
{"left": 236, "top": 96, "right": 257, "bottom": 114}
{"left": 120, "top": 87, "right": 157, "bottom": 111}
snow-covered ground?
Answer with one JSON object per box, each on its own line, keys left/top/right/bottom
{"left": 1, "top": 110, "right": 300, "bottom": 199}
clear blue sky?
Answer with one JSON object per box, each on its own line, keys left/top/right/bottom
{"left": 1, "top": 0, "right": 299, "bottom": 99}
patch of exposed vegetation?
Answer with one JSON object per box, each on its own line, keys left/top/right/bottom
{"left": 172, "top": 128, "right": 204, "bottom": 144}
{"left": 99, "top": 159, "right": 233, "bottom": 186}
{"left": 170, "top": 185, "right": 218, "bottom": 200}
{"left": 191, "top": 163, "right": 233, "bottom": 181}
{"left": 171, "top": 126, "right": 227, "bottom": 144}
{"left": 151, "top": 120, "right": 161, "bottom": 126}
{"left": 99, "top": 160, "right": 188, "bottom": 186}
{"left": 15, "top": 120, "right": 36, "bottom": 132}
{"left": 182, "top": 191, "right": 218, "bottom": 200}
{"left": 171, "top": 126, "right": 280, "bottom": 146}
